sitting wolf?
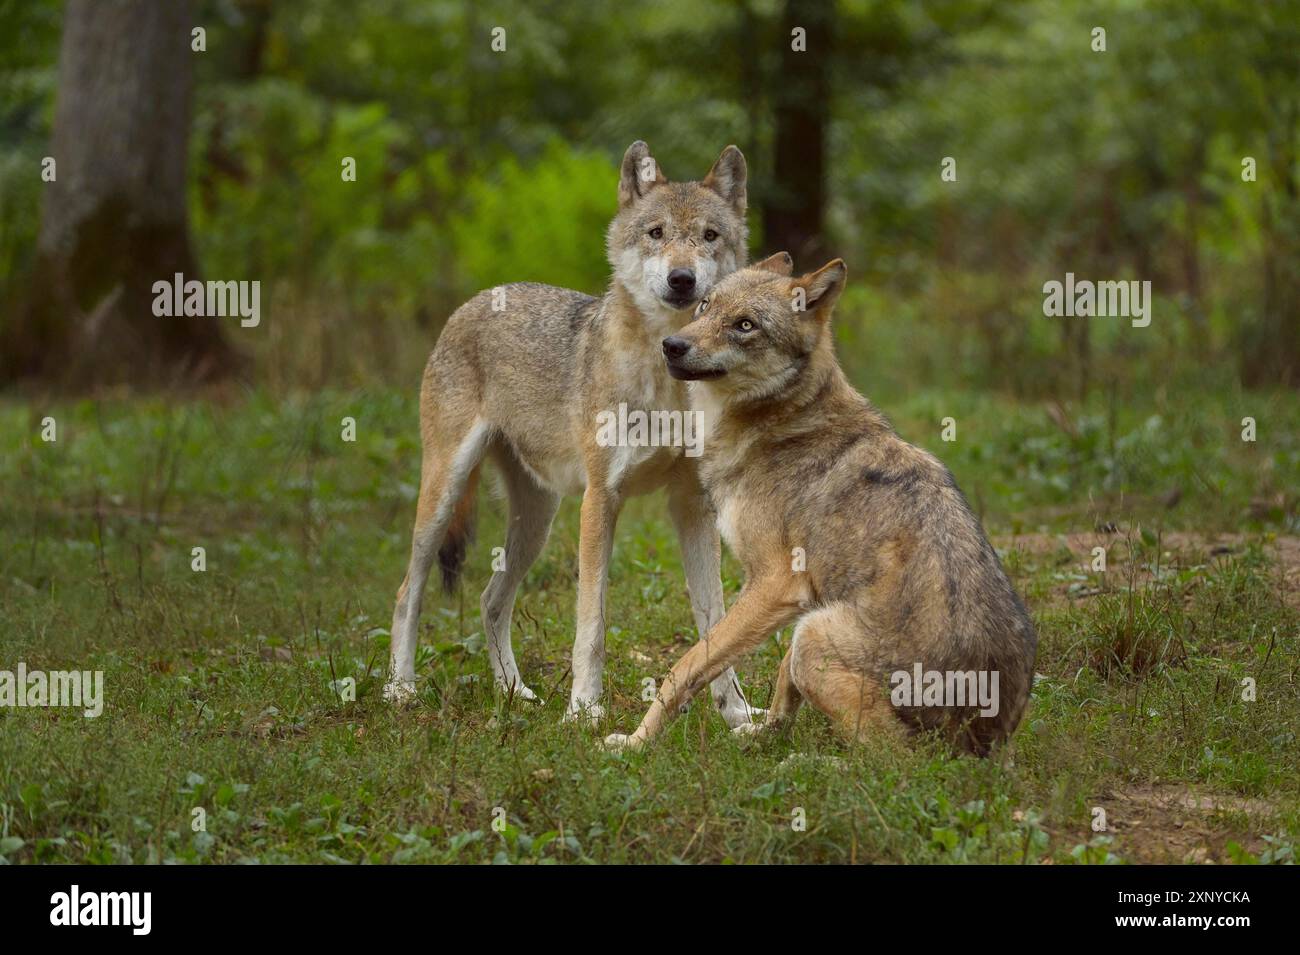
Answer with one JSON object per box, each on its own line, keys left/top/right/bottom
{"left": 606, "top": 255, "right": 1038, "bottom": 753}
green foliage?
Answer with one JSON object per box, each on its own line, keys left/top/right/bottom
{"left": 449, "top": 141, "right": 617, "bottom": 294}
{"left": 191, "top": 80, "right": 453, "bottom": 314}
{"left": 0, "top": 0, "right": 61, "bottom": 298}
{"left": 3, "top": 0, "right": 1297, "bottom": 388}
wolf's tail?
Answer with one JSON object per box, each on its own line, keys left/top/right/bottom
{"left": 437, "top": 463, "right": 481, "bottom": 593}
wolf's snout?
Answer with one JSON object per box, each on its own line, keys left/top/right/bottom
{"left": 662, "top": 337, "right": 691, "bottom": 360}
{"left": 667, "top": 269, "right": 696, "bottom": 294}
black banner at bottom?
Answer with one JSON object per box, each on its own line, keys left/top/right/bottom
{"left": 0, "top": 862, "right": 1283, "bottom": 940}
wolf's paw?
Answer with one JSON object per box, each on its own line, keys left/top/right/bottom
{"left": 719, "top": 702, "right": 767, "bottom": 729}
{"left": 562, "top": 700, "right": 606, "bottom": 726}
{"left": 602, "top": 732, "right": 644, "bottom": 752}
{"left": 383, "top": 679, "right": 417, "bottom": 705}
{"left": 730, "top": 720, "right": 767, "bottom": 738}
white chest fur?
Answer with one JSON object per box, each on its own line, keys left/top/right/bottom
{"left": 601, "top": 354, "right": 692, "bottom": 492}
{"left": 714, "top": 493, "right": 744, "bottom": 552}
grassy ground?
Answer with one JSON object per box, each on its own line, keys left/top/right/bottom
{"left": 1, "top": 384, "right": 1297, "bottom": 864}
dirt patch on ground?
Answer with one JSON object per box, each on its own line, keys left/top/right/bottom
{"left": 996, "top": 530, "right": 1269, "bottom": 558}
{"left": 1273, "top": 536, "right": 1300, "bottom": 609}
{"left": 1083, "top": 784, "right": 1277, "bottom": 864}
{"left": 991, "top": 531, "right": 1300, "bottom": 609}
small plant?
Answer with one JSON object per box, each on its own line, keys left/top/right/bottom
{"left": 1067, "top": 835, "right": 1123, "bottom": 865}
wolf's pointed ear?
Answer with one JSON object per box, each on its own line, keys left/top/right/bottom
{"left": 703, "top": 145, "right": 747, "bottom": 214}
{"left": 754, "top": 251, "right": 793, "bottom": 276}
{"left": 793, "top": 259, "right": 847, "bottom": 318}
{"left": 619, "top": 141, "right": 667, "bottom": 208}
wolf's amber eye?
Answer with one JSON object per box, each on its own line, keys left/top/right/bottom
{"left": 648, "top": 226, "right": 663, "bottom": 240}
{"left": 704, "top": 229, "right": 719, "bottom": 242}
{"left": 737, "top": 318, "right": 755, "bottom": 332}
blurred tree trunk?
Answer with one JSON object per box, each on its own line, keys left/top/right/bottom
{"left": 1177, "top": 138, "right": 1209, "bottom": 358}
{"left": 736, "top": 0, "right": 765, "bottom": 156}
{"left": 236, "top": 0, "right": 273, "bottom": 79}
{"left": 762, "top": 0, "right": 832, "bottom": 263}
{"left": 2, "top": 0, "right": 239, "bottom": 390}
{"left": 1247, "top": 197, "right": 1300, "bottom": 387}
{"left": 1243, "top": 98, "right": 1300, "bottom": 387}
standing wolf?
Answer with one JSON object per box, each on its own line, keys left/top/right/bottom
{"left": 386, "top": 141, "right": 759, "bottom": 727}
{"left": 605, "top": 256, "right": 1038, "bottom": 753}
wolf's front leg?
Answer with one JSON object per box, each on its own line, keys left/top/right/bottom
{"left": 606, "top": 577, "right": 800, "bottom": 748}
{"left": 566, "top": 485, "right": 622, "bottom": 724}
{"left": 667, "top": 478, "right": 763, "bottom": 728}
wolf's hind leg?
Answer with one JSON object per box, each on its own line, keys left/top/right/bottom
{"left": 667, "top": 478, "right": 762, "bottom": 728}
{"left": 386, "top": 418, "right": 491, "bottom": 703}
{"left": 788, "top": 604, "right": 906, "bottom": 745}
{"left": 480, "top": 443, "right": 560, "bottom": 702}
{"left": 733, "top": 645, "right": 802, "bottom": 739}
{"left": 767, "top": 645, "right": 804, "bottom": 725}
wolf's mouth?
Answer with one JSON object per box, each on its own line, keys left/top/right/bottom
{"left": 665, "top": 360, "right": 726, "bottom": 381}
{"left": 661, "top": 292, "right": 699, "bottom": 310}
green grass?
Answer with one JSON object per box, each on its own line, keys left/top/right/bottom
{"left": 0, "top": 385, "right": 1297, "bottom": 863}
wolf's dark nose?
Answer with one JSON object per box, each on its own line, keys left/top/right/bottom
{"left": 662, "top": 337, "right": 690, "bottom": 360}
{"left": 667, "top": 269, "right": 696, "bottom": 293}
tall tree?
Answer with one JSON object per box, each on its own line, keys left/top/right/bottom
{"left": 762, "top": 0, "right": 833, "bottom": 263}
{"left": 2, "top": 0, "right": 238, "bottom": 389}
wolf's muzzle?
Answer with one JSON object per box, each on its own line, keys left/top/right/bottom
{"left": 662, "top": 338, "right": 726, "bottom": 380}
{"left": 667, "top": 269, "right": 696, "bottom": 294}
{"left": 662, "top": 336, "right": 691, "bottom": 360}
